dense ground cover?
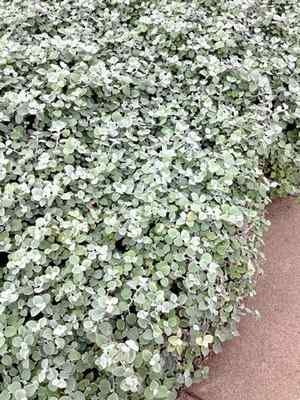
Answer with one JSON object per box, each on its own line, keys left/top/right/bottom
{"left": 0, "top": 1, "right": 299, "bottom": 399}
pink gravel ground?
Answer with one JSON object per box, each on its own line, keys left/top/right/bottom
{"left": 181, "top": 198, "right": 300, "bottom": 400}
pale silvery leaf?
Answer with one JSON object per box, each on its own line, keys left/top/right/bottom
{"left": 50, "top": 120, "right": 66, "bottom": 132}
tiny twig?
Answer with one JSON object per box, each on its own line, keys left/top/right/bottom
{"left": 185, "top": 389, "right": 206, "bottom": 400}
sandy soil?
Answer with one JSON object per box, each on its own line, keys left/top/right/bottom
{"left": 181, "top": 198, "right": 300, "bottom": 400}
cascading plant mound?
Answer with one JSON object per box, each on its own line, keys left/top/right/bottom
{"left": 0, "top": 1, "right": 299, "bottom": 399}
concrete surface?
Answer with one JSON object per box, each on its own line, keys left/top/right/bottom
{"left": 181, "top": 198, "right": 300, "bottom": 400}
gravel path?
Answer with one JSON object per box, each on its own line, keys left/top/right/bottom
{"left": 181, "top": 197, "right": 300, "bottom": 400}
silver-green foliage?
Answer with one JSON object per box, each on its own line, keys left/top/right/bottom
{"left": 0, "top": 0, "right": 299, "bottom": 399}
